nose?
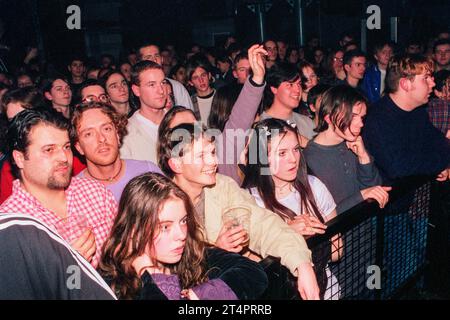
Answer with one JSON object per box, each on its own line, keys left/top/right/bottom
{"left": 57, "top": 147, "right": 71, "bottom": 163}
{"left": 173, "top": 223, "right": 187, "bottom": 242}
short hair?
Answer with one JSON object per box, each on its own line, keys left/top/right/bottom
{"left": 68, "top": 54, "right": 86, "bottom": 65}
{"left": 130, "top": 60, "right": 163, "bottom": 86}
{"left": 433, "top": 70, "right": 450, "bottom": 92}
{"left": 70, "top": 101, "right": 128, "bottom": 145}
{"left": 233, "top": 52, "right": 249, "bottom": 69}
{"left": 433, "top": 39, "right": 450, "bottom": 53}
{"left": 1, "top": 87, "right": 46, "bottom": 115}
{"left": 315, "top": 85, "right": 368, "bottom": 134}
{"left": 264, "top": 62, "right": 299, "bottom": 109}
{"left": 137, "top": 43, "right": 160, "bottom": 61}
{"left": 343, "top": 49, "right": 366, "bottom": 66}
{"left": 7, "top": 109, "right": 69, "bottom": 178}
{"left": 158, "top": 121, "right": 212, "bottom": 178}
{"left": 385, "top": 54, "right": 434, "bottom": 94}
{"left": 98, "top": 69, "right": 127, "bottom": 92}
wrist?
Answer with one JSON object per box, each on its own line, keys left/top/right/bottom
{"left": 358, "top": 153, "right": 371, "bottom": 164}
{"left": 250, "top": 76, "right": 264, "bottom": 86}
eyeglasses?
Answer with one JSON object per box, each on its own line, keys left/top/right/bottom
{"left": 333, "top": 57, "right": 344, "bottom": 62}
{"left": 82, "top": 94, "right": 109, "bottom": 103}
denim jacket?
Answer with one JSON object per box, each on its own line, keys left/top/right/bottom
{"left": 362, "top": 64, "right": 381, "bottom": 104}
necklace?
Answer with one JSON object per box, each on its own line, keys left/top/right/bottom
{"left": 87, "top": 160, "right": 123, "bottom": 182}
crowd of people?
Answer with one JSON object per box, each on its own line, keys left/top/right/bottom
{"left": 0, "top": 30, "right": 449, "bottom": 300}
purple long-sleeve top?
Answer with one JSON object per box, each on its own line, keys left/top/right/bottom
{"left": 216, "top": 77, "right": 265, "bottom": 184}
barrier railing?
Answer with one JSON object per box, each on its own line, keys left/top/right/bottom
{"left": 306, "top": 177, "right": 449, "bottom": 300}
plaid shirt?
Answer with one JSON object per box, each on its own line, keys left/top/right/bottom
{"left": 428, "top": 98, "right": 450, "bottom": 135}
{"left": 0, "top": 177, "right": 117, "bottom": 267}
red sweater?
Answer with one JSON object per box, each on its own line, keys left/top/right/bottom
{"left": 0, "top": 156, "right": 86, "bottom": 204}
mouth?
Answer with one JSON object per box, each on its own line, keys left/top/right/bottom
{"left": 172, "top": 245, "right": 185, "bottom": 254}
{"left": 202, "top": 168, "right": 217, "bottom": 175}
{"left": 55, "top": 165, "right": 69, "bottom": 173}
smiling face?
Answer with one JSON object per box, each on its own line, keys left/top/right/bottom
{"left": 14, "top": 123, "right": 73, "bottom": 190}
{"left": 178, "top": 136, "right": 218, "bottom": 188}
{"left": 268, "top": 130, "right": 300, "bottom": 187}
{"left": 150, "top": 197, "right": 188, "bottom": 265}
{"left": 271, "top": 78, "right": 302, "bottom": 109}
{"left": 75, "top": 108, "right": 120, "bottom": 167}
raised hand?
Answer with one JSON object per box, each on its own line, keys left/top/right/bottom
{"left": 248, "top": 44, "right": 268, "bottom": 85}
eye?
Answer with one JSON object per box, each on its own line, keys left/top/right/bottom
{"left": 181, "top": 217, "right": 188, "bottom": 225}
{"left": 44, "top": 147, "right": 54, "bottom": 153}
{"left": 278, "top": 151, "right": 286, "bottom": 157}
{"left": 64, "top": 144, "right": 71, "bottom": 151}
{"left": 83, "top": 131, "right": 92, "bottom": 138}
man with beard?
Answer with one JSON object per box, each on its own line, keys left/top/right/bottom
{"left": 0, "top": 109, "right": 117, "bottom": 267}
{"left": 70, "top": 101, "right": 162, "bottom": 202}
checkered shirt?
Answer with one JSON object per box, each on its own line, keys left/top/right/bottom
{"left": 428, "top": 98, "right": 450, "bottom": 135}
{"left": 0, "top": 177, "right": 118, "bottom": 267}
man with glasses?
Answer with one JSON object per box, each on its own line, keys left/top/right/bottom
{"left": 79, "top": 80, "right": 109, "bottom": 104}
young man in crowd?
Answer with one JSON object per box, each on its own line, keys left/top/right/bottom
{"left": 433, "top": 39, "right": 450, "bottom": 72}
{"left": 232, "top": 52, "right": 251, "bottom": 85}
{"left": 261, "top": 62, "right": 316, "bottom": 144}
{"left": 67, "top": 55, "right": 86, "bottom": 95}
{"left": 120, "top": 60, "right": 168, "bottom": 163}
{"left": 342, "top": 50, "right": 367, "bottom": 92}
{"left": 363, "top": 54, "right": 450, "bottom": 181}
{"left": 138, "top": 43, "right": 193, "bottom": 109}
{"left": 71, "top": 101, "right": 162, "bottom": 202}
{"left": 157, "top": 122, "right": 320, "bottom": 300}
{"left": 79, "top": 79, "right": 109, "bottom": 104}
{"left": 363, "top": 41, "right": 394, "bottom": 103}
{"left": 186, "top": 58, "right": 216, "bottom": 126}
{"left": 41, "top": 75, "right": 72, "bottom": 119}
{"left": 0, "top": 109, "right": 117, "bottom": 267}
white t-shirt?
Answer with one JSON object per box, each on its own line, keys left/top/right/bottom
{"left": 135, "top": 110, "right": 159, "bottom": 139}
{"left": 167, "top": 78, "right": 194, "bottom": 110}
{"left": 249, "top": 175, "right": 341, "bottom": 300}
{"left": 197, "top": 93, "right": 215, "bottom": 127}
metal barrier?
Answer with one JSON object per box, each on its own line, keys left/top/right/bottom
{"left": 306, "top": 177, "right": 449, "bottom": 300}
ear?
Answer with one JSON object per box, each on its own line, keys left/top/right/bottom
{"left": 168, "top": 157, "right": 183, "bottom": 175}
{"left": 344, "top": 64, "right": 350, "bottom": 73}
{"left": 12, "top": 150, "right": 25, "bottom": 170}
{"left": 188, "top": 80, "right": 194, "bottom": 87}
{"left": 67, "top": 65, "right": 71, "bottom": 73}
{"left": 434, "top": 89, "right": 443, "bottom": 98}
{"left": 399, "top": 78, "right": 410, "bottom": 92}
{"left": 309, "top": 103, "right": 316, "bottom": 113}
{"left": 74, "top": 141, "right": 85, "bottom": 156}
{"left": 131, "top": 84, "right": 140, "bottom": 97}
{"left": 270, "top": 86, "right": 278, "bottom": 95}
{"left": 44, "top": 91, "right": 53, "bottom": 101}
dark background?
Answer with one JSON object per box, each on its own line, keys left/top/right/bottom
{"left": 0, "top": 0, "right": 449, "bottom": 72}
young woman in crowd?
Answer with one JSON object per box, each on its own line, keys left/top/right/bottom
{"left": 99, "top": 70, "right": 136, "bottom": 116}
{"left": 99, "top": 172, "right": 268, "bottom": 300}
{"left": 242, "top": 118, "right": 342, "bottom": 299}
{"left": 40, "top": 75, "right": 73, "bottom": 119}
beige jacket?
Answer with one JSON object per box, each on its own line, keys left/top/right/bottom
{"left": 203, "top": 174, "right": 312, "bottom": 276}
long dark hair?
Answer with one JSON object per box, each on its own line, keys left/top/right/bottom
{"left": 242, "top": 118, "right": 324, "bottom": 223}
{"left": 99, "top": 172, "right": 208, "bottom": 299}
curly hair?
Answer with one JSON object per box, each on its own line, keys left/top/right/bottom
{"left": 98, "top": 172, "right": 208, "bottom": 300}
{"left": 70, "top": 101, "right": 128, "bottom": 146}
